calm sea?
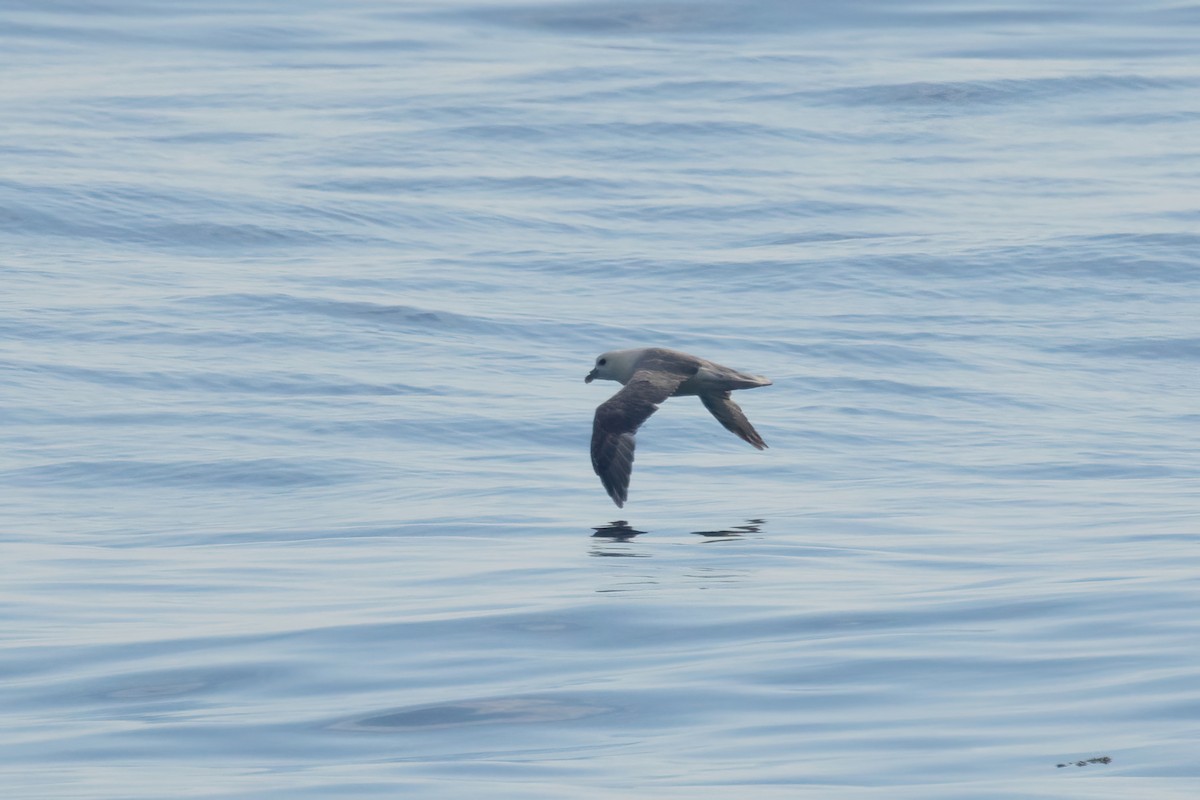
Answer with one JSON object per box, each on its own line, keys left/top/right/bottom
{"left": 2, "top": 1, "right": 1198, "bottom": 797}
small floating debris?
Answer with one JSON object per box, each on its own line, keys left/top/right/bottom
{"left": 1056, "top": 756, "right": 1112, "bottom": 768}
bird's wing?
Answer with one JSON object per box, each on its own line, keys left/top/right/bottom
{"left": 699, "top": 391, "right": 768, "bottom": 450}
{"left": 591, "top": 364, "right": 694, "bottom": 507}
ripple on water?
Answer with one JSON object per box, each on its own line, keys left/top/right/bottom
{"left": 333, "top": 696, "right": 614, "bottom": 732}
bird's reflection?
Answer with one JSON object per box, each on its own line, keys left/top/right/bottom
{"left": 590, "top": 520, "right": 649, "bottom": 558}
{"left": 588, "top": 518, "right": 766, "bottom": 548}
{"left": 588, "top": 519, "right": 769, "bottom": 587}
{"left": 691, "top": 518, "right": 765, "bottom": 541}
{"left": 590, "top": 520, "right": 646, "bottom": 541}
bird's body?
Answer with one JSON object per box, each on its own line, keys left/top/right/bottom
{"left": 585, "top": 347, "right": 771, "bottom": 507}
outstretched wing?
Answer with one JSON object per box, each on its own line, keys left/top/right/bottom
{"left": 591, "top": 364, "right": 693, "bottom": 507}
{"left": 699, "top": 391, "right": 768, "bottom": 450}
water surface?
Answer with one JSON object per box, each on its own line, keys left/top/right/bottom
{"left": 2, "top": 1, "right": 1198, "bottom": 797}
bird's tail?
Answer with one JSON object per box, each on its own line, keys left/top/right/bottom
{"left": 728, "top": 374, "right": 772, "bottom": 390}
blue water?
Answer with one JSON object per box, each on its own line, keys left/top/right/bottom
{"left": 3, "top": 1, "right": 1199, "bottom": 797}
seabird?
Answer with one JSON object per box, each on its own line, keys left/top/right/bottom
{"left": 585, "top": 347, "right": 771, "bottom": 507}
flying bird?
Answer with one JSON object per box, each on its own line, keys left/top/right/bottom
{"left": 585, "top": 347, "right": 771, "bottom": 507}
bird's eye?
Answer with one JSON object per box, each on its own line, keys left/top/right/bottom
{"left": 598, "top": 358, "right": 607, "bottom": 366}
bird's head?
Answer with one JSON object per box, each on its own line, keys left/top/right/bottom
{"left": 585, "top": 349, "right": 641, "bottom": 385}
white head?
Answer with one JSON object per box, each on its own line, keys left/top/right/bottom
{"left": 584, "top": 348, "right": 644, "bottom": 385}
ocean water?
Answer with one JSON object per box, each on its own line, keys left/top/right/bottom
{"left": 2, "top": 0, "right": 1199, "bottom": 797}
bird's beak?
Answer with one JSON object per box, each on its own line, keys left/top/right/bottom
{"left": 584, "top": 369, "right": 597, "bottom": 383}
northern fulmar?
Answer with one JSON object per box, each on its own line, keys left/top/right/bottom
{"left": 585, "top": 347, "right": 771, "bottom": 507}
